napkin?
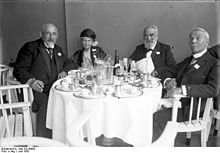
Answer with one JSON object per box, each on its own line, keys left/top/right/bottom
{"left": 136, "top": 51, "right": 155, "bottom": 74}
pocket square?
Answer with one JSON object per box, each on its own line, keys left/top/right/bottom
{"left": 194, "top": 64, "right": 200, "bottom": 69}
{"left": 58, "top": 52, "right": 62, "bottom": 56}
{"left": 156, "top": 51, "right": 160, "bottom": 55}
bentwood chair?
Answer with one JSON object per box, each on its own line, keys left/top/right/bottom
{"left": 171, "top": 94, "right": 213, "bottom": 147}
{"left": 65, "top": 111, "right": 178, "bottom": 147}
{"left": 0, "top": 84, "right": 34, "bottom": 138}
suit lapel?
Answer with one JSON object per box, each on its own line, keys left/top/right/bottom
{"left": 151, "top": 42, "right": 161, "bottom": 63}
{"left": 187, "top": 55, "right": 208, "bottom": 74}
{"left": 38, "top": 43, "right": 51, "bottom": 78}
{"left": 53, "top": 47, "right": 61, "bottom": 73}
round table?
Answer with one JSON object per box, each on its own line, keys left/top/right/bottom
{"left": 46, "top": 79, "right": 162, "bottom": 146}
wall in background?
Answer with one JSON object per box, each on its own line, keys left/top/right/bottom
{"left": 0, "top": 1, "right": 219, "bottom": 64}
{"left": 0, "top": 3, "right": 3, "bottom": 64}
{"left": 1, "top": 0, "right": 67, "bottom": 64}
{"left": 65, "top": 1, "right": 219, "bottom": 63}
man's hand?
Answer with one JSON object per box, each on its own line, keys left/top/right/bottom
{"left": 30, "top": 80, "right": 44, "bottom": 92}
{"left": 58, "top": 71, "right": 67, "bottom": 79}
{"left": 164, "top": 78, "right": 177, "bottom": 90}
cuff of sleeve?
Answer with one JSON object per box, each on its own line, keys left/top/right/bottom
{"left": 163, "top": 78, "right": 171, "bottom": 88}
{"left": 181, "top": 85, "right": 187, "bottom": 95}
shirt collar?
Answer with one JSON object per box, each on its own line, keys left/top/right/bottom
{"left": 44, "top": 42, "right": 54, "bottom": 49}
{"left": 150, "top": 41, "right": 157, "bottom": 50}
{"left": 193, "top": 49, "right": 207, "bottom": 59}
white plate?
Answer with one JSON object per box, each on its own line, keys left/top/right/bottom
{"left": 112, "top": 90, "right": 143, "bottom": 98}
{"left": 55, "top": 84, "right": 81, "bottom": 92}
{"left": 74, "top": 90, "right": 106, "bottom": 99}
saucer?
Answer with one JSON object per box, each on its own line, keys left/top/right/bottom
{"left": 74, "top": 89, "right": 106, "bottom": 99}
{"left": 55, "top": 84, "right": 81, "bottom": 92}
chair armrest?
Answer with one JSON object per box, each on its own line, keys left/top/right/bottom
{"left": 6, "top": 76, "right": 21, "bottom": 85}
{"left": 159, "top": 98, "right": 182, "bottom": 109}
{"left": 151, "top": 121, "right": 178, "bottom": 147}
{"left": 211, "top": 109, "right": 220, "bottom": 119}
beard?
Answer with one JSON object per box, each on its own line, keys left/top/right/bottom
{"left": 45, "top": 41, "right": 55, "bottom": 48}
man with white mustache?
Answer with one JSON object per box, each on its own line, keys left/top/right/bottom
{"left": 13, "top": 23, "right": 77, "bottom": 138}
{"left": 153, "top": 28, "right": 220, "bottom": 144}
{"left": 129, "top": 25, "right": 177, "bottom": 82}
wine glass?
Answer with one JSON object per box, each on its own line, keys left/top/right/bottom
{"left": 130, "top": 60, "right": 137, "bottom": 74}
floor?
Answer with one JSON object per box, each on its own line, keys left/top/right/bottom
{"left": 94, "top": 126, "right": 220, "bottom": 147}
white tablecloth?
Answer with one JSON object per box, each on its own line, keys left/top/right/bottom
{"left": 46, "top": 79, "right": 162, "bottom": 146}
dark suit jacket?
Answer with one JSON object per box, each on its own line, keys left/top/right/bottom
{"left": 13, "top": 38, "right": 77, "bottom": 112}
{"left": 70, "top": 46, "right": 106, "bottom": 67}
{"left": 129, "top": 42, "right": 177, "bottom": 81}
{"left": 208, "top": 44, "right": 220, "bottom": 109}
{"left": 176, "top": 52, "right": 220, "bottom": 119}
{"left": 13, "top": 38, "right": 75, "bottom": 90}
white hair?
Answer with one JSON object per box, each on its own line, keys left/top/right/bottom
{"left": 39, "top": 23, "right": 58, "bottom": 37}
{"left": 143, "top": 25, "right": 159, "bottom": 35}
{"left": 190, "top": 27, "right": 210, "bottom": 40}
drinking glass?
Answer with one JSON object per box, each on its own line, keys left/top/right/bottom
{"left": 123, "top": 58, "right": 128, "bottom": 73}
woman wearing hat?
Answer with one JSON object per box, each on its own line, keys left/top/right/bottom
{"left": 70, "top": 28, "right": 107, "bottom": 68}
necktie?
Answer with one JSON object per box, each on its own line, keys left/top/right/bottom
{"left": 47, "top": 48, "right": 53, "bottom": 59}
{"left": 189, "top": 57, "right": 197, "bottom": 65}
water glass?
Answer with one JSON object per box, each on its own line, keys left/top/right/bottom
{"left": 123, "top": 58, "right": 128, "bottom": 73}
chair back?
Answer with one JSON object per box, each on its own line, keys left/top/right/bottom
{"left": 0, "top": 136, "right": 66, "bottom": 147}
{"left": 0, "top": 64, "right": 9, "bottom": 86}
{"left": 0, "top": 84, "right": 34, "bottom": 138}
{"left": 66, "top": 112, "right": 178, "bottom": 147}
{"left": 171, "top": 94, "right": 213, "bottom": 146}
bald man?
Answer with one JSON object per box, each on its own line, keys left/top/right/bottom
{"left": 14, "top": 23, "right": 77, "bottom": 138}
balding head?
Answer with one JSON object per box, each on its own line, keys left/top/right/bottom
{"left": 40, "top": 23, "right": 58, "bottom": 48}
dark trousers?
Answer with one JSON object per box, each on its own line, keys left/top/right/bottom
{"left": 32, "top": 91, "right": 52, "bottom": 138}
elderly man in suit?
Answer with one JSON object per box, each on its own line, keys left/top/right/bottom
{"left": 13, "top": 23, "right": 77, "bottom": 138}
{"left": 208, "top": 44, "right": 220, "bottom": 135}
{"left": 129, "top": 25, "right": 177, "bottom": 81}
{"left": 153, "top": 28, "right": 220, "bottom": 142}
